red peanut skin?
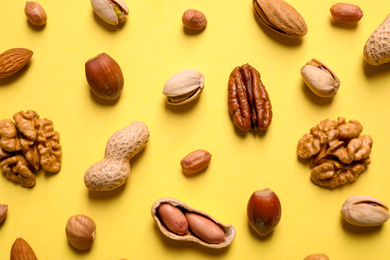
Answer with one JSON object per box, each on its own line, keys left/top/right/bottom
{"left": 180, "top": 149, "right": 211, "bottom": 175}
{"left": 157, "top": 203, "right": 188, "bottom": 235}
{"left": 247, "top": 188, "right": 281, "bottom": 236}
{"left": 330, "top": 3, "right": 363, "bottom": 24}
{"left": 185, "top": 212, "right": 226, "bottom": 244}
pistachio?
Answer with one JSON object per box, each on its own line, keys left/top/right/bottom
{"left": 90, "top": 0, "right": 129, "bottom": 25}
{"left": 300, "top": 58, "right": 340, "bottom": 98}
{"left": 162, "top": 69, "right": 205, "bottom": 105}
{"left": 341, "top": 195, "right": 390, "bottom": 226}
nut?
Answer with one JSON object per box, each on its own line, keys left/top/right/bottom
{"left": 162, "top": 69, "right": 204, "bottom": 105}
{"left": 24, "top": 1, "right": 47, "bottom": 26}
{"left": 84, "top": 121, "right": 149, "bottom": 191}
{"left": 341, "top": 195, "right": 390, "bottom": 226}
{"left": 151, "top": 197, "right": 236, "bottom": 249}
{"left": 247, "top": 188, "right": 281, "bottom": 236}
{"left": 252, "top": 0, "right": 307, "bottom": 37}
{"left": 297, "top": 117, "right": 373, "bottom": 188}
{"left": 228, "top": 63, "right": 272, "bottom": 131}
{"left": 300, "top": 58, "right": 340, "bottom": 98}
{"left": 180, "top": 149, "right": 211, "bottom": 175}
{"left": 85, "top": 53, "right": 124, "bottom": 100}
{"left": 65, "top": 214, "right": 96, "bottom": 250}
{"left": 330, "top": 3, "right": 363, "bottom": 24}
{"left": 0, "top": 204, "right": 8, "bottom": 223}
{"left": 185, "top": 212, "right": 226, "bottom": 244}
{"left": 157, "top": 203, "right": 189, "bottom": 235}
{"left": 304, "top": 254, "right": 329, "bottom": 260}
{"left": 0, "top": 48, "right": 33, "bottom": 79}
{"left": 182, "top": 9, "right": 207, "bottom": 30}
{"left": 10, "top": 237, "right": 38, "bottom": 260}
{"left": 364, "top": 14, "right": 390, "bottom": 66}
{"left": 90, "top": 0, "right": 129, "bottom": 25}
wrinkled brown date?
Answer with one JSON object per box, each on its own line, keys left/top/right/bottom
{"left": 228, "top": 64, "right": 272, "bottom": 131}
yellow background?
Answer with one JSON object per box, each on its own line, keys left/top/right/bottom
{"left": 1, "top": 0, "right": 390, "bottom": 259}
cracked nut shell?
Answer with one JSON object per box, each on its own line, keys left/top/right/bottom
{"left": 91, "top": 0, "right": 129, "bottom": 25}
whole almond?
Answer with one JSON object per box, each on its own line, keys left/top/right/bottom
{"left": 253, "top": 0, "right": 307, "bottom": 37}
{"left": 0, "top": 48, "right": 33, "bottom": 79}
{"left": 330, "top": 3, "right": 363, "bottom": 24}
{"left": 0, "top": 204, "right": 7, "bottom": 223}
{"left": 10, "top": 237, "right": 38, "bottom": 260}
{"left": 182, "top": 9, "right": 207, "bottom": 30}
{"left": 157, "top": 203, "right": 189, "bottom": 235}
{"left": 180, "top": 149, "right": 211, "bottom": 175}
{"left": 185, "top": 212, "right": 226, "bottom": 244}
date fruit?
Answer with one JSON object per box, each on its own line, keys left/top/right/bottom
{"left": 247, "top": 188, "right": 281, "bottom": 236}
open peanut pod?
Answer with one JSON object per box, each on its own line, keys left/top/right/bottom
{"left": 151, "top": 197, "right": 236, "bottom": 249}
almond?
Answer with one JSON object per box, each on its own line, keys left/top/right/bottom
{"left": 0, "top": 204, "right": 7, "bottom": 223}
{"left": 10, "top": 237, "right": 38, "bottom": 260}
{"left": 0, "top": 48, "right": 33, "bottom": 79}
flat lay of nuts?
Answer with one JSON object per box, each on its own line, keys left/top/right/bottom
{"left": 157, "top": 203, "right": 189, "bottom": 235}
{"left": 180, "top": 149, "right": 211, "bottom": 175}
{"left": 182, "top": 9, "right": 207, "bottom": 30}
{"left": 252, "top": 0, "right": 307, "bottom": 37}
{"left": 228, "top": 63, "right": 272, "bottom": 131}
{"left": 85, "top": 53, "right": 124, "bottom": 100}
{"left": 151, "top": 197, "right": 236, "bottom": 249}
{"left": 0, "top": 110, "right": 62, "bottom": 187}
{"left": 300, "top": 58, "right": 340, "bottom": 98}
{"left": 0, "top": 48, "right": 33, "bottom": 79}
{"left": 24, "top": 1, "right": 47, "bottom": 26}
{"left": 297, "top": 117, "right": 373, "bottom": 188}
{"left": 90, "top": 0, "right": 129, "bottom": 25}
{"left": 66, "top": 214, "right": 96, "bottom": 249}
{"left": 364, "top": 14, "right": 390, "bottom": 66}
{"left": 247, "top": 188, "right": 281, "bottom": 236}
{"left": 330, "top": 3, "right": 363, "bottom": 24}
{"left": 162, "top": 69, "right": 204, "bottom": 105}
{"left": 10, "top": 237, "right": 37, "bottom": 260}
{"left": 341, "top": 195, "right": 390, "bottom": 226}
{"left": 304, "top": 254, "right": 329, "bottom": 260}
{"left": 0, "top": 204, "right": 7, "bottom": 223}
{"left": 84, "top": 121, "right": 149, "bottom": 191}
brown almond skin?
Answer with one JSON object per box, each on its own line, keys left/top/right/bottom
{"left": 157, "top": 203, "right": 189, "bottom": 235}
{"left": 185, "top": 212, "right": 226, "bottom": 244}
{"left": 247, "top": 188, "right": 281, "bottom": 236}
{"left": 0, "top": 204, "right": 7, "bottom": 223}
{"left": 0, "top": 48, "right": 33, "bottom": 79}
{"left": 180, "top": 149, "right": 211, "bottom": 175}
{"left": 10, "top": 237, "right": 38, "bottom": 260}
{"left": 182, "top": 9, "right": 207, "bottom": 30}
{"left": 85, "top": 53, "right": 124, "bottom": 100}
{"left": 330, "top": 3, "right": 363, "bottom": 24}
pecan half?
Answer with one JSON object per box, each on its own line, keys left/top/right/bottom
{"left": 228, "top": 64, "right": 272, "bottom": 131}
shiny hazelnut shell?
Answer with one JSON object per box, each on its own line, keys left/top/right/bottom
{"left": 85, "top": 53, "right": 124, "bottom": 100}
{"left": 65, "top": 214, "right": 96, "bottom": 250}
{"left": 247, "top": 188, "right": 281, "bottom": 236}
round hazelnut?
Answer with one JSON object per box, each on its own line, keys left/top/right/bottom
{"left": 182, "top": 9, "right": 207, "bottom": 30}
{"left": 65, "top": 214, "right": 96, "bottom": 250}
{"left": 247, "top": 188, "right": 281, "bottom": 236}
{"left": 85, "top": 53, "right": 124, "bottom": 100}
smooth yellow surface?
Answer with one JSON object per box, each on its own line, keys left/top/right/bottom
{"left": 1, "top": 0, "right": 390, "bottom": 259}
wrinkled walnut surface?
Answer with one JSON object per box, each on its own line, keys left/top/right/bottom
{"left": 228, "top": 64, "right": 272, "bottom": 131}
{"left": 0, "top": 110, "right": 62, "bottom": 187}
{"left": 297, "top": 117, "right": 373, "bottom": 188}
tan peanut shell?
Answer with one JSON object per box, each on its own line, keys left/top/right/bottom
{"left": 364, "top": 14, "right": 390, "bottom": 66}
{"left": 151, "top": 197, "right": 236, "bottom": 249}
{"left": 84, "top": 121, "right": 149, "bottom": 191}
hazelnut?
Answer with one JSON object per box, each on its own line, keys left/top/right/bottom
{"left": 24, "top": 1, "right": 47, "bottom": 26}
{"left": 247, "top": 188, "right": 281, "bottom": 236}
{"left": 182, "top": 9, "right": 207, "bottom": 30}
{"left": 65, "top": 214, "right": 96, "bottom": 250}
{"left": 85, "top": 53, "right": 124, "bottom": 100}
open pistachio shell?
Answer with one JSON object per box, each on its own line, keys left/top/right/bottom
{"left": 151, "top": 197, "right": 236, "bottom": 249}
{"left": 341, "top": 195, "right": 390, "bottom": 226}
{"left": 90, "top": 0, "right": 129, "bottom": 25}
{"left": 162, "top": 69, "right": 205, "bottom": 105}
{"left": 300, "top": 58, "right": 340, "bottom": 98}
